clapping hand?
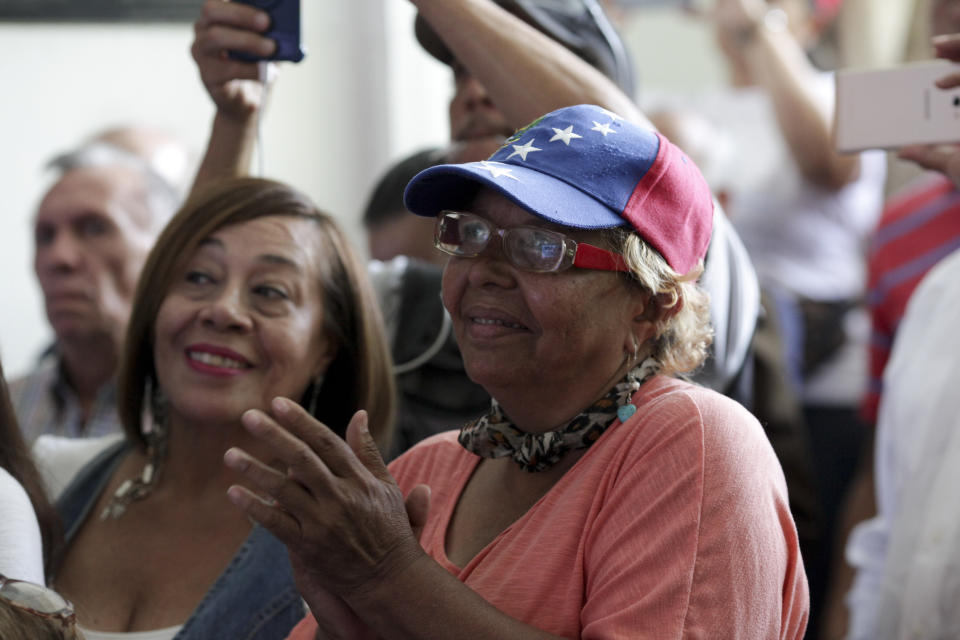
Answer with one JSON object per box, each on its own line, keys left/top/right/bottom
{"left": 223, "top": 398, "right": 430, "bottom": 638}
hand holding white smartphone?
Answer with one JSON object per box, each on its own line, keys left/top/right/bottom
{"left": 834, "top": 60, "right": 960, "bottom": 153}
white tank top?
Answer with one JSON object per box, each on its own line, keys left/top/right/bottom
{"left": 78, "top": 625, "right": 183, "bottom": 640}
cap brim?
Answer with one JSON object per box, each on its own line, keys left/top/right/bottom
{"left": 404, "top": 161, "right": 628, "bottom": 230}
{"left": 413, "top": 2, "right": 634, "bottom": 96}
{"left": 415, "top": 3, "right": 532, "bottom": 67}
{"left": 414, "top": 13, "right": 454, "bottom": 66}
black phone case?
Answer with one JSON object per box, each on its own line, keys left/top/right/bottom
{"left": 230, "top": 0, "right": 305, "bottom": 63}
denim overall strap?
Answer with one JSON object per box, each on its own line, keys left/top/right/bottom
{"left": 174, "top": 525, "right": 303, "bottom": 640}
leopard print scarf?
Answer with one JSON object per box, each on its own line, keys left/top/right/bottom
{"left": 458, "top": 357, "right": 660, "bottom": 472}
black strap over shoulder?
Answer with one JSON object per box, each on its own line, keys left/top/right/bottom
{"left": 390, "top": 261, "right": 490, "bottom": 458}
{"left": 56, "top": 440, "right": 129, "bottom": 543}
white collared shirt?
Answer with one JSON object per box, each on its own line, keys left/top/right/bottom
{"left": 846, "top": 247, "right": 960, "bottom": 639}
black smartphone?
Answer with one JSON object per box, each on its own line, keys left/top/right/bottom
{"left": 230, "top": 0, "right": 305, "bottom": 63}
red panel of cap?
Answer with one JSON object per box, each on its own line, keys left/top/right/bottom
{"left": 622, "top": 133, "right": 713, "bottom": 277}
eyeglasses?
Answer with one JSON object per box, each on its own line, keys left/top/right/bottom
{"left": 0, "top": 574, "right": 77, "bottom": 629}
{"left": 434, "top": 210, "right": 629, "bottom": 274}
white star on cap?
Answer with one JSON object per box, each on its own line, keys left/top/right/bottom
{"left": 506, "top": 139, "right": 542, "bottom": 161}
{"left": 478, "top": 161, "right": 520, "bottom": 180}
{"left": 549, "top": 126, "right": 583, "bottom": 145}
{"left": 598, "top": 108, "right": 622, "bottom": 122}
{"left": 591, "top": 121, "right": 616, "bottom": 137}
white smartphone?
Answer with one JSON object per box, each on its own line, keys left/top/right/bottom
{"left": 835, "top": 60, "right": 960, "bottom": 153}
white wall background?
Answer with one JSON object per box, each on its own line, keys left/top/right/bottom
{"left": 617, "top": 7, "right": 729, "bottom": 95}
{"left": 0, "top": 2, "right": 450, "bottom": 377}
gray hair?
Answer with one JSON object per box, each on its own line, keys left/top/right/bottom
{"left": 603, "top": 228, "right": 714, "bottom": 378}
{"left": 46, "top": 142, "right": 183, "bottom": 230}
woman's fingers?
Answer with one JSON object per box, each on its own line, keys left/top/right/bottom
{"left": 194, "top": 23, "right": 276, "bottom": 60}
{"left": 933, "top": 33, "right": 960, "bottom": 62}
{"left": 898, "top": 144, "right": 960, "bottom": 189}
{"left": 240, "top": 408, "right": 338, "bottom": 491}
{"left": 229, "top": 401, "right": 424, "bottom": 598}
{"left": 238, "top": 400, "right": 394, "bottom": 490}
{"left": 190, "top": 1, "right": 273, "bottom": 114}
{"left": 192, "top": 0, "right": 275, "bottom": 75}
{"left": 226, "top": 484, "right": 304, "bottom": 545}
{"left": 224, "top": 447, "right": 286, "bottom": 490}
{"left": 268, "top": 398, "right": 369, "bottom": 479}
{"left": 197, "top": 57, "right": 264, "bottom": 87}
{"left": 198, "top": 0, "right": 270, "bottom": 32}
{"left": 405, "top": 484, "right": 432, "bottom": 542}
{"left": 344, "top": 411, "right": 394, "bottom": 484}
{"left": 223, "top": 447, "right": 320, "bottom": 515}
{"left": 935, "top": 71, "right": 960, "bottom": 90}
{"left": 898, "top": 144, "right": 951, "bottom": 171}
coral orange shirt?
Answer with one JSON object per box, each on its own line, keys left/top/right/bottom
{"left": 287, "top": 376, "right": 808, "bottom": 639}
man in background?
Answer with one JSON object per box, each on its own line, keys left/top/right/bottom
{"left": 10, "top": 133, "right": 185, "bottom": 443}
{"left": 363, "top": 147, "right": 449, "bottom": 267}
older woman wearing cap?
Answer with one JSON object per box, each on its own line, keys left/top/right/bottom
{"left": 225, "top": 105, "right": 809, "bottom": 639}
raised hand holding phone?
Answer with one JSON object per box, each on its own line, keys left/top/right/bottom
{"left": 190, "top": 0, "right": 302, "bottom": 190}
{"left": 835, "top": 59, "right": 960, "bottom": 152}
{"left": 192, "top": 0, "right": 277, "bottom": 119}
{"left": 876, "top": 32, "right": 960, "bottom": 189}
{"left": 896, "top": 38, "right": 960, "bottom": 188}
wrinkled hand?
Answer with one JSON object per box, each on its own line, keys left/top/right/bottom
{"left": 896, "top": 35, "right": 960, "bottom": 187}
{"left": 191, "top": 0, "right": 277, "bottom": 119}
{"left": 224, "top": 398, "right": 429, "bottom": 602}
{"left": 287, "top": 483, "right": 431, "bottom": 640}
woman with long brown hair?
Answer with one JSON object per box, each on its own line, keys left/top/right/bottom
{"left": 50, "top": 177, "right": 395, "bottom": 640}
